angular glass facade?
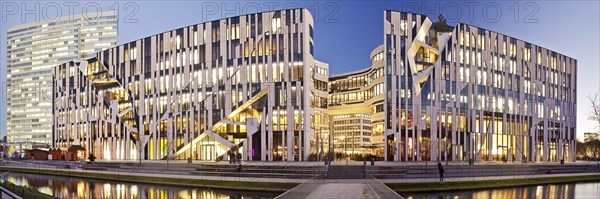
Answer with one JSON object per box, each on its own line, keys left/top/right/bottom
{"left": 52, "top": 9, "right": 576, "bottom": 163}
{"left": 53, "top": 9, "right": 329, "bottom": 161}
{"left": 382, "top": 10, "right": 576, "bottom": 162}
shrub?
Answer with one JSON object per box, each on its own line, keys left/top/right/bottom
{"left": 88, "top": 153, "right": 96, "bottom": 162}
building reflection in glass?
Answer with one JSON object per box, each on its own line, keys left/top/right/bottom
{"left": 3, "top": 172, "right": 279, "bottom": 199}
{"left": 404, "top": 182, "right": 600, "bottom": 199}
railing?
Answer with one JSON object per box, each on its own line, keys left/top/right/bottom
{"left": 365, "top": 174, "right": 403, "bottom": 199}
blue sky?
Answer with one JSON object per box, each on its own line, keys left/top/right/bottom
{"left": 1, "top": 1, "right": 598, "bottom": 140}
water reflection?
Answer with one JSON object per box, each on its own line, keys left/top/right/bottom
{"left": 403, "top": 182, "right": 600, "bottom": 199}
{"left": 3, "top": 172, "right": 280, "bottom": 199}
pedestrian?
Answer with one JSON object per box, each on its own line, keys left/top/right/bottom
{"left": 237, "top": 163, "right": 243, "bottom": 172}
{"left": 437, "top": 162, "right": 444, "bottom": 183}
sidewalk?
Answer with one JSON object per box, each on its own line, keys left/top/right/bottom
{"left": 4, "top": 160, "right": 600, "bottom": 184}
{"left": 94, "top": 159, "right": 600, "bottom": 166}
{"left": 0, "top": 165, "right": 307, "bottom": 184}
{"left": 378, "top": 172, "right": 600, "bottom": 183}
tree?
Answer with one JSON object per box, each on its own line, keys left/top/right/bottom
{"left": 434, "top": 14, "right": 448, "bottom": 33}
{"left": 431, "top": 14, "right": 449, "bottom": 49}
{"left": 589, "top": 93, "right": 600, "bottom": 130}
{"left": 88, "top": 153, "right": 96, "bottom": 162}
{"left": 136, "top": 140, "right": 144, "bottom": 165}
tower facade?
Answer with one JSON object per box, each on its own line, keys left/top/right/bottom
{"left": 7, "top": 11, "right": 117, "bottom": 145}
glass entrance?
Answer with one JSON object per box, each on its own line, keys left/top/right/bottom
{"left": 200, "top": 145, "right": 214, "bottom": 161}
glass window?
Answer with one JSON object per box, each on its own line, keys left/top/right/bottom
{"left": 271, "top": 16, "right": 281, "bottom": 34}
{"left": 231, "top": 23, "right": 240, "bottom": 40}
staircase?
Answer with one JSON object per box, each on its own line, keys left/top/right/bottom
{"left": 79, "top": 58, "right": 139, "bottom": 143}
{"left": 327, "top": 165, "right": 366, "bottom": 179}
{"left": 191, "top": 164, "right": 325, "bottom": 179}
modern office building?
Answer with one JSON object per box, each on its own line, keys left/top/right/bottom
{"left": 328, "top": 45, "right": 386, "bottom": 156}
{"left": 53, "top": 9, "right": 329, "bottom": 161}
{"left": 52, "top": 9, "right": 576, "bottom": 163}
{"left": 381, "top": 10, "right": 576, "bottom": 162}
{"left": 7, "top": 11, "right": 118, "bottom": 145}
{"left": 328, "top": 11, "right": 577, "bottom": 163}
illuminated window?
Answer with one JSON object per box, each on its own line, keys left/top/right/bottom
{"left": 524, "top": 47, "right": 531, "bottom": 62}
{"left": 194, "top": 49, "right": 199, "bottom": 64}
{"left": 194, "top": 31, "right": 198, "bottom": 46}
{"left": 476, "top": 70, "right": 482, "bottom": 85}
{"left": 271, "top": 16, "right": 281, "bottom": 34}
{"left": 129, "top": 47, "right": 137, "bottom": 60}
{"left": 459, "top": 67, "right": 464, "bottom": 82}
{"left": 510, "top": 43, "right": 516, "bottom": 57}
{"left": 477, "top": 52, "right": 481, "bottom": 67}
{"left": 465, "top": 32, "right": 470, "bottom": 47}
{"left": 124, "top": 48, "right": 130, "bottom": 61}
{"left": 212, "top": 27, "right": 220, "bottom": 42}
{"left": 231, "top": 23, "right": 240, "bottom": 40}
{"left": 510, "top": 60, "right": 516, "bottom": 74}
{"left": 465, "top": 50, "right": 470, "bottom": 65}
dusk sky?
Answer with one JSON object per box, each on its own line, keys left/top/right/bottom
{"left": 1, "top": 1, "right": 598, "bottom": 140}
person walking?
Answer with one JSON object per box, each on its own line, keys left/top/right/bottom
{"left": 237, "top": 163, "right": 243, "bottom": 173}
{"left": 437, "top": 162, "right": 444, "bottom": 183}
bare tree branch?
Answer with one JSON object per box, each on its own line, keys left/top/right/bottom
{"left": 589, "top": 93, "right": 600, "bottom": 130}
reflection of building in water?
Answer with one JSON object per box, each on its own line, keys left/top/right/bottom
{"left": 406, "top": 182, "right": 580, "bottom": 199}
{"left": 6, "top": 172, "right": 278, "bottom": 198}
{"left": 471, "top": 184, "right": 575, "bottom": 199}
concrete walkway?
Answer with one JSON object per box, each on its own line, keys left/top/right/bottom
{"left": 5, "top": 160, "right": 600, "bottom": 184}
{"left": 306, "top": 183, "right": 378, "bottom": 199}
{"left": 378, "top": 171, "right": 600, "bottom": 183}
{"left": 0, "top": 164, "right": 306, "bottom": 184}
{"left": 276, "top": 177, "right": 402, "bottom": 199}
{"left": 92, "top": 159, "right": 599, "bottom": 166}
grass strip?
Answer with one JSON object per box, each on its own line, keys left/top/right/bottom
{"left": 386, "top": 175, "right": 600, "bottom": 193}
{"left": 0, "top": 167, "right": 297, "bottom": 192}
